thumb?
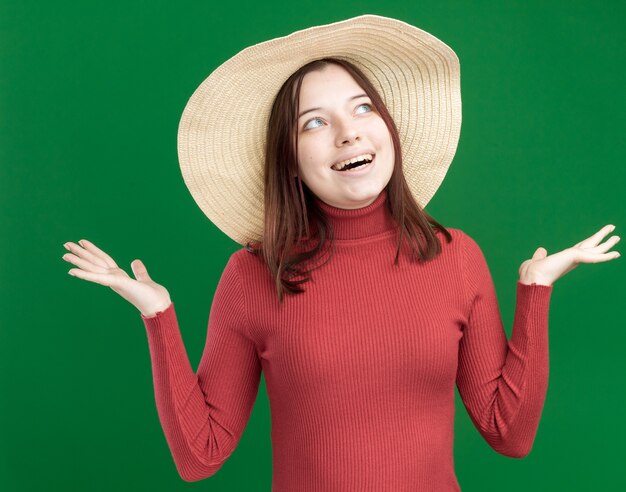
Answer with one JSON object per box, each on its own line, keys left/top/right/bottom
{"left": 131, "top": 259, "right": 152, "bottom": 281}
{"left": 532, "top": 247, "right": 548, "bottom": 260}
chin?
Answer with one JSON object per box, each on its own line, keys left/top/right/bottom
{"left": 341, "top": 192, "right": 381, "bottom": 209}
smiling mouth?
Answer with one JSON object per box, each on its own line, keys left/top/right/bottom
{"left": 331, "top": 154, "right": 375, "bottom": 172}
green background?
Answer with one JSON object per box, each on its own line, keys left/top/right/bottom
{"left": 2, "top": 0, "right": 624, "bottom": 490}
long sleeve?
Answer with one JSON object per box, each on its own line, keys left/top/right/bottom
{"left": 456, "top": 231, "right": 553, "bottom": 458}
{"left": 140, "top": 254, "right": 262, "bottom": 481}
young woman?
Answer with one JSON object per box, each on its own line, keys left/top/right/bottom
{"left": 61, "top": 15, "right": 620, "bottom": 491}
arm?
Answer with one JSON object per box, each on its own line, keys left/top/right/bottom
{"left": 456, "top": 231, "right": 553, "bottom": 458}
{"left": 141, "top": 254, "right": 261, "bottom": 481}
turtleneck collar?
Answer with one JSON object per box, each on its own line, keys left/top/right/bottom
{"left": 312, "top": 188, "right": 399, "bottom": 241}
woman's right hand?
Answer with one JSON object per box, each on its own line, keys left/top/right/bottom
{"left": 62, "top": 239, "right": 172, "bottom": 317}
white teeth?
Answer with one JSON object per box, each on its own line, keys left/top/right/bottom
{"left": 331, "top": 153, "right": 373, "bottom": 171}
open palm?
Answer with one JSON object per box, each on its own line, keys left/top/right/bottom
{"left": 62, "top": 239, "right": 171, "bottom": 317}
{"left": 519, "top": 224, "right": 620, "bottom": 286}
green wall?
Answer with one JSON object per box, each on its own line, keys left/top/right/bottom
{"left": 1, "top": 0, "right": 624, "bottom": 490}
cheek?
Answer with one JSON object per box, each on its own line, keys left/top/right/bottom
{"left": 296, "top": 153, "right": 315, "bottom": 182}
{"left": 297, "top": 140, "right": 311, "bottom": 161}
{"left": 377, "top": 121, "right": 392, "bottom": 141}
{"left": 296, "top": 151, "right": 309, "bottom": 172}
{"left": 298, "top": 145, "right": 321, "bottom": 170}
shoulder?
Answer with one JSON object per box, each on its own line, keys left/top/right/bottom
{"left": 438, "top": 227, "right": 485, "bottom": 262}
{"left": 442, "top": 226, "right": 470, "bottom": 241}
{"left": 443, "top": 227, "right": 480, "bottom": 247}
{"left": 437, "top": 226, "right": 470, "bottom": 249}
{"left": 223, "top": 246, "right": 272, "bottom": 284}
{"left": 211, "top": 248, "right": 272, "bottom": 305}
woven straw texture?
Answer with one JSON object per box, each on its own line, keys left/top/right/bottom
{"left": 178, "top": 14, "right": 462, "bottom": 245}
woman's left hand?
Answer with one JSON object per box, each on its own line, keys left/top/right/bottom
{"left": 518, "top": 224, "right": 621, "bottom": 286}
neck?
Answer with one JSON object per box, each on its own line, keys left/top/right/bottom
{"left": 311, "top": 189, "right": 398, "bottom": 241}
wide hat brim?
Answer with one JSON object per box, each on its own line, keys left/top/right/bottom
{"left": 177, "top": 14, "right": 462, "bottom": 245}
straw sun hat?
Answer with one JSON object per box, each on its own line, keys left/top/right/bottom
{"left": 177, "top": 14, "right": 462, "bottom": 245}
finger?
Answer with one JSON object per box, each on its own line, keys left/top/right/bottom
{"left": 63, "top": 252, "right": 110, "bottom": 274}
{"left": 576, "top": 249, "right": 620, "bottom": 264}
{"left": 68, "top": 268, "right": 119, "bottom": 287}
{"left": 577, "top": 234, "right": 620, "bottom": 254}
{"left": 76, "top": 239, "right": 118, "bottom": 268}
{"left": 64, "top": 241, "right": 111, "bottom": 269}
{"left": 131, "top": 259, "right": 153, "bottom": 282}
{"left": 588, "top": 235, "right": 621, "bottom": 254}
{"left": 573, "top": 224, "right": 615, "bottom": 249}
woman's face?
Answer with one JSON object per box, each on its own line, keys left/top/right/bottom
{"left": 296, "top": 64, "right": 395, "bottom": 209}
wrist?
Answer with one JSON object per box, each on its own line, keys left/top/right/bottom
{"left": 519, "top": 274, "right": 552, "bottom": 286}
{"left": 141, "top": 299, "right": 172, "bottom": 318}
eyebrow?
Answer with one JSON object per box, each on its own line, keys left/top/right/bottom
{"left": 298, "top": 93, "right": 369, "bottom": 119}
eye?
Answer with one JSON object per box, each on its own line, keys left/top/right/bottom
{"left": 355, "top": 103, "right": 372, "bottom": 114}
{"left": 301, "top": 103, "right": 373, "bottom": 131}
{"left": 303, "top": 117, "right": 324, "bottom": 131}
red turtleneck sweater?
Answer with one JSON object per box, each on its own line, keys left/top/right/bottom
{"left": 140, "top": 189, "right": 553, "bottom": 491}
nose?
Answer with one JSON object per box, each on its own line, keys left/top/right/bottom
{"left": 335, "top": 116, "right": 360, "bottom": 146}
